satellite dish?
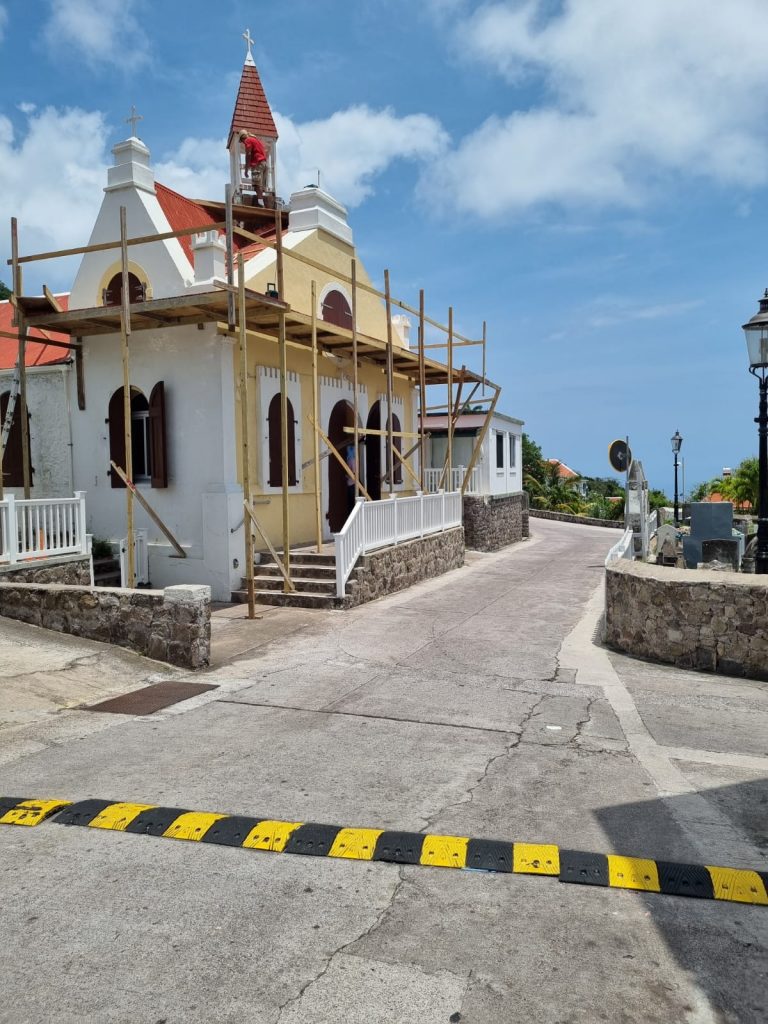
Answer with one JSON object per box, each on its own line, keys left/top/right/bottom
{"left": 608, "top": 439, "right": 632, "bottom": 473}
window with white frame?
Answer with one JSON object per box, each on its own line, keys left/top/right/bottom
{"left": 496, "top": 431, "right": 505, "bottom": 470}
{"left": 509, "top": 434, "right": 516, "bottom": 468}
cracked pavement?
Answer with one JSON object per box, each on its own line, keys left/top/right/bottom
{"left": 0, "top": 518, "right": 766, "bottom": 1023}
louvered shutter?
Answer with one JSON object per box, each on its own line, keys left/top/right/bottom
{"left": 108, "top": 388, "right": 126, "bottom": 489}
{"left": 149, "top": 381, "right": 168, "bottom": 488}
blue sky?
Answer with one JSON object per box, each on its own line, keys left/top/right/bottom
{"left": 2, "top": 0, "right": 768, "bottom": 493}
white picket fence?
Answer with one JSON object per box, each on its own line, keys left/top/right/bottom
{"left": 423, "top": 466, "right": 479, "bottom": 495}
{"left": 0, "top": 492, "right": 88, "bottom": 565}
{"left": 334, "top": 491, "right": 463, "bottom": 597}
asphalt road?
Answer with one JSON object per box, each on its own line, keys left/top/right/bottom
{"left": 0, "top": 518, "right": 766, "bottom": 1024}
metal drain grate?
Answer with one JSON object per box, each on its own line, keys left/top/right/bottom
{"left": 84, "top": 681, "right": 217, "bottom": 716}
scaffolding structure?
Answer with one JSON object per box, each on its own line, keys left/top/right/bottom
{"left": 3, "top": 191, "right": 501, "bottom": 619}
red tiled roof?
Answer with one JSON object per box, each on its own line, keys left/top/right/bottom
{"left": 0, "top": 297, "right": 71, "bottom": 370}
{"left": 547, "top": 459, "right": 579, "bottom": 479}
{"left": 228, "top": 60, "right": 278, "bottom": 146}
{"left": 155, "top": 182, "right": 218, "bottom": 266}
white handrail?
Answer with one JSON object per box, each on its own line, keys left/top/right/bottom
{"left": 334, "top": 491, "right": 463, "bottom": 597}
{"left": 0, "top": 492, "right": 88, "bottom": 565}
{"left": 424, "top": 466, "right": 479, "bottom": 495}
{"left": 605, "top": 527, "right": 634, "bottom": 566}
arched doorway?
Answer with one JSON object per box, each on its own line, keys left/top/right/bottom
{"left": 365, "top": 401, "right": 381, "bottom": 502}
{"left": 327, "top": 400, "right": 355, "bottom": 532}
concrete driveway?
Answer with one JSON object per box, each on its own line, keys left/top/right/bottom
{"left": 0, "top": 518, "right": 765, "bottom": 1024}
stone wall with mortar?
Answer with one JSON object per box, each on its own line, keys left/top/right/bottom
{"left": 349, "top": 527, "right": 465, "bottom": 607}
{"left": 0, "top": 554, "right": 92, "bottom": 586}
{"left": 605, "top": 560, "right": 768, "bottom": 680}
{"left": 0, "top": 582, "right": 210, "bottom": 669}
{"left": 463, "top": 492, "right": 528, "bottom": 551}
{"left": 530, "top": 509, "right": 624, "bottom": 529}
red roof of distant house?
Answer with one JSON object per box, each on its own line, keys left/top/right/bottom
{"left": 0, "top": 297, "right": 71, "bottom": 370}
{"left": 547, "top": 459, "right": 579, "bottom": 479}
{"left": 706, "top": 491, "right": 752, "bottom": 511}
{"left": 229, "top": 60, "right": 278, "bottom": 145}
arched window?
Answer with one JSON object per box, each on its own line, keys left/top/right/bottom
{"left": 108, "top": 383, "right": 168, "bottom": 488}
{"left": 267, "top": 394, "right": 298, "bottom": 487}
{"left": 103, "top": 272, "right": 146, "bottom": 307}
{"left": 0, "top": 391, "right": 32, "bottom": 488}
{"left": 321, "top": 289, "right": 352, "bottom": 330}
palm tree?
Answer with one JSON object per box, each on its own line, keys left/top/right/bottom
{"left": 527, "top": 461, "right": 585, "bottom": 514}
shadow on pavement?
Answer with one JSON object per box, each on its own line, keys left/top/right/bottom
{"left": 596, "top": 779, "right": 768, "bottom": 1024}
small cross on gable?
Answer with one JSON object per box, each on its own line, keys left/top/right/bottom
{"left": 243, "top": 28, "right": 255, "bottom": 63}
{"left": 125, "top": 105, "right": 143, "bottom": 137}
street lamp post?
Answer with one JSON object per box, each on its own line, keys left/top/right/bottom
{"left": 671, "top": 430, "right": 683, "bottom": 525}
{"left": 741, "top": 290, "right": 768, "bottom": 574}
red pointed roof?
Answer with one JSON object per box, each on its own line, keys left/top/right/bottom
{"left": 155, "top": 182, "right": 218, "bottom": 265}
{"left": 228, "top": 59, "right": 278, "bottom": 146}
{"left": 0, "top": 297, "right": 71, "bottom": 369}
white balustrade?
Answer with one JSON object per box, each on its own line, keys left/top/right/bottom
{"left": 0, "top": 492, "right": 88, "bottom": 565}
{"left": 423, "top": 466, "right": 479, "bottom": 495}
{"left": 605, "top": 527, "right": 634, "bottom": 566}
{"left": 334, "top": 491, "right": 463, "bottom": 597}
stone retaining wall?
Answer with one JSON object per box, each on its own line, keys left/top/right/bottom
{"left": 0, "top": 554, "right": 92, "bottom": 586}
{"left": 463, "top": 492, "right": 529, "bottom": 551}
{"left": 349, "top": 527, "right": 465, "bottom": 606}
{"left": 0, "top": 581, "right": 210, "bottom": 669}
{"left": 605, "top": 560, "right": 768, "bottom": 680}
{"left": 530, "top": 509, "right": 624, "bottom": 529}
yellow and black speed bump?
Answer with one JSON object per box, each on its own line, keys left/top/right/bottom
{"left": 2, "top": 796, "right": 767, "bottom": 907}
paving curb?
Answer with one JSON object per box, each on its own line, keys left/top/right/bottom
{"left": 2, "top": 797, "right": 766, "bottom": 906}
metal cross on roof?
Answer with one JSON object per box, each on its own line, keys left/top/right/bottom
{"left": 125, "top": 105, "right": 143, "bottom": 137}
{"left": 243, "top": 28, "right": 255, "bottom": 61}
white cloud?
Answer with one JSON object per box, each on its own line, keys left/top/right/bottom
{"left": 423, "top": 0, "right": 768, "bottom": 214}
{"left": 156, "top": 106, "right": 448, "bottom": 210}
{"left": 585, "top": 298, "right": 703, "bottom": 330}
{"left": 275, "top": 106, "right": 448, "bottom": 206}
{"left": 0, "top": 6, "right": 8, "bottom": 44}
{"left": 44, "top": 0, "right": 149, "bottom": 69}
{"left": 0, "top": 106, "right": 110, "bottom": 290}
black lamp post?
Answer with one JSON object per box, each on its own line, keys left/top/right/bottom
{"left": 742, "top": 290, "right": 768, "bottom": 574}
{"left": 671, "top": 430, "right": 683, "bottom": 525}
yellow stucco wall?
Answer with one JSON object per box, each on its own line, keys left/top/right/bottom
{"left": 230, "top": 226, "right": 419, "bottom": 550}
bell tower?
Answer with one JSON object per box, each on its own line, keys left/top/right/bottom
{"left": 228, "top": 30, "right": 279, "bottom": 205}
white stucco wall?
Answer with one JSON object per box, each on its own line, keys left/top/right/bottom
{"left": 0, "top": 364, "right": 73, "bottom": 498}
{"left": 68, "top": 323, "right": 242, "bottom": 599}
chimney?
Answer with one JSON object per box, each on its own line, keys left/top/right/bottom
{"left": 288, "top": 186, "right": 353, "bottom": 245}
{"left": 192, "top": 231, "right": 226, "bottom": 284}
{"left": 392, "top": 314, "right": 412, "bottom": 348}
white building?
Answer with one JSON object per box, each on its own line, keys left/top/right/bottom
{"left": 422, "top": 410, "right": 524, "bottom": 496}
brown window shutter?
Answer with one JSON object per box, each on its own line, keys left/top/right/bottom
{"left": 268, "top": 393, "right": 281, "bottom": 487}
{"left": 1, "top": 390, "right": 28, "bottom": 488}
{"left": 287, "top": 399, "right": 298, "bottom": 486}
{"left": 149, "top": 381, "right": 168, "bottom": 488}
{"left": 108, "top": 387, "right": 127, "bottom": 488}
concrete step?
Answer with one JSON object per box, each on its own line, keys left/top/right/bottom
{"left": 253, "top": 562, "right": 338, "bottom": 581}
{"left": 247, "top": 576, "right": 337, "bottom": 595}
{"left": 258, "top": 551, "right": 336, "bottom": 567}
{"left": 231, "top": 589, "right": 348, "bottom": 609}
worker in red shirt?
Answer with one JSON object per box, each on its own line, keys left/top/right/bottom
{"left": 239, "top": 130, "right": 268, "bottom": 206}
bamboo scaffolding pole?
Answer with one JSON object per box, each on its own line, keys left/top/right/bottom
{"left": 237, "top": 255, "right": 256, "bottom": 619}
{"left": 422, "top": 341, "right": 483, "bottom": 350}
{"left": 311, "top": 281, "right": 323, "bottom": 551}
{"left": 384, "top": 269, "right": 395, "bottom": 496}
{"left": 0, "top": 329, "right": 79, "bottom": 350}
{"left": 461, "top": 384, "right": 501, "bottom": 495}
{"left": 243, "top": 502, "right": 294, "bottom": 592}
{"left": 275, "top": 207, "right": 290, "bottom": 588}
{"left": 447, "top": 306, "right": 454, "bottom": 493}
{"left": 482, "top": 321, "right": 487, "bottom": 398}
{"left": 119, "top": 207, "right": 135, "bottom": 588}
{"left": 418, "top": 289, "right": 426, "bottom": 492}
{"left": 309, "top": 416, "right": 372, "bottom": 501}
{"left": 391, "top": 444, "right": 422, "bottom": 490}
{"left": 225, "top": 185, "right": 235, "bottom": 330}
{"left": 342, "top": 427, "right": 419, "bottom": 438}
{"left": 9, "top": 222, "right": 227, "bottom": 267}
{"left": 109, "top": 462, "right": 187, "bottom": 557}
{"left": 351, "top": 259, "right": 360, "bottom": 499}
{"left": 224, "top": 225, "right": 482, "bottom": 346}
{"left": 11, "top": 224, "right": 31, "bottom": 500}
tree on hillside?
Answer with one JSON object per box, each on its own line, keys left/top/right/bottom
{"left": 648, "top": 489, "right": 670, "bottom": 510}
{"left": 583, "top": 476, "right": 625, "bottom": 499}
{"left": 0, "top": 280, "right": 11, "bottom": 301}
{"left": 527, "top": 459, "right": 585, "bottom": 515}
{"left": 522, "top": 433, "right": 546, "bottom": 488}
